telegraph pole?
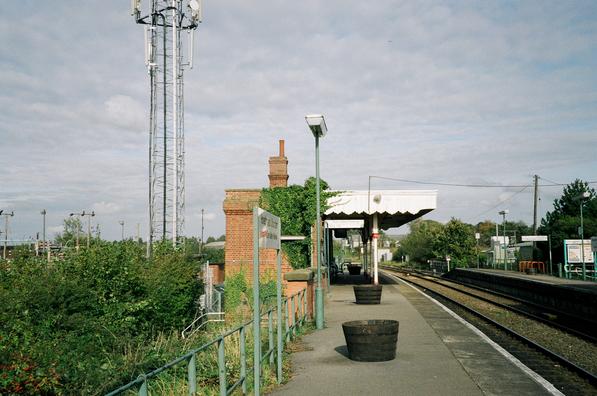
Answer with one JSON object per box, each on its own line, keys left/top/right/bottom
{"left": 532, "top": 175, "right": 539, "bottom": 235}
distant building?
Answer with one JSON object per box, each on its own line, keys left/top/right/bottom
{"left": 203, "top": 241, "right": 225, "bottom": 250}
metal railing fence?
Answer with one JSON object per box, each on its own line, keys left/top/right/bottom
{"left": 106, "top": 288, "right": 308, "bottom": 396}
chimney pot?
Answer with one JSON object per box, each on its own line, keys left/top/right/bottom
{"left": 279, "top": 139, "right": 285, "bottom": 157}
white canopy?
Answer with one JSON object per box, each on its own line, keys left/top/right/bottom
{"left": 325, "top": 190, "right": 437, "bottom": 230}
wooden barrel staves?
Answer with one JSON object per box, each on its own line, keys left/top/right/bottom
{"left": 342, "top": 319, "right": 399, "bottom": 362}
{"left": 353, "top": 284, "right": 382, "bottom": 304}
{"left": 347, "top": 264, "right": 361, "bottom": 275}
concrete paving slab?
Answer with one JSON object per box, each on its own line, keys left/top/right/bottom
{"left": 270, "top": 273, "right": 552, "bottom": 396}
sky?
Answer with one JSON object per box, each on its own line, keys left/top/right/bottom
{"left": 1, "top": 1, "right": 596, "bottom": 242}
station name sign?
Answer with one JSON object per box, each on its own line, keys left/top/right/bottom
{"left": 258, "top": 208, "right": 281, "bottom": 250}
{"left": 521, "top": 235, "right": 548, "bottom": 242}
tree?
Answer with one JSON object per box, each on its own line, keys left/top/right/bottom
{"left": 538, "top": 179, "right": 597, "bottom": 264}
{"left": 55, "top": 217, "right": 83, "bottom": 246}
{"left": 399, "top": 219, "right": 444, "bottom": 263}
{"left": 433, "top": 218, "right": 476, "bottom": 267}
{"left": 475, "top": 220, "right": 497, "bottom": 247}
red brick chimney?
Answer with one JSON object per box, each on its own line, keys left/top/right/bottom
{"left": 268, "top": 139, "right": 288, "bottom": 188}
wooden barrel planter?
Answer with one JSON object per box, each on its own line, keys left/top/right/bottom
{"left": 525, "top": 267, "right": 537, "bottom": 275}
{"left": 353, "top": 284, "right": 382, "bottom": 304}
{"left": 347, "top": 264, "right": 362, "bottom": 275}
{"left": 342, "top": 319, "right": 399, "bottom": 362}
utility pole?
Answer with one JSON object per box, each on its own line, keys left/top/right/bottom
{"left": 533, "top": 175, "right": 539, "bottom": 235}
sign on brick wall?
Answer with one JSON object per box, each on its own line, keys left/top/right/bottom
{"left": 257, "top": 208, "right": 281, "bottom": 250}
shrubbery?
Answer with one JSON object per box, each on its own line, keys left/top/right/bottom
{"left": 0, "top": 241, "right": 203, "bottom": 395}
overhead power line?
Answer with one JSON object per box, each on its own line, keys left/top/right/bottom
{"left": 466, "top": 186, "right": 529, "bottom": 222}
{"left": 369, "top": 175, "right": 597, "bottom": 188}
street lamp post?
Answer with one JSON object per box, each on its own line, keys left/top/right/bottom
{"left": 575, "top": 192, "right": 590, "bottom": 281}
{"left": 475, "top": 232, "right": 480, "bottom": 268}
{"left": 200, "top": 208, "right": 205, "bottom": 255}
{"left": 70, "top": 211, "right": 95, "bottom": 249}
{"left": 69, "top": 212, "right": 81, "bottom": 250}
{"left": 119, "top": 220, "right": 125, "bottom": 241}
{"left": 306, "top": 114, "right": 327, "bottom": 330}
{"left": 499, "top": 210, "right": 509, "bottom": 270}
{"left": 41, "top": 209, "right": 47, "bottom": 254}
{"left": 83, "top": 211, "right": 95, "bottom": 248}
{"left": 1, "top": 210, "right": 14, "bottom": 260}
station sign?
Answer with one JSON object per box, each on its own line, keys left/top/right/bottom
{"left": 521, "top": 235, "right": 548, "bottom": 242}
{"left": 257, "top": 208, "right": 281, "bottom": 249}
{"left": 324, "top": 219, "right": 365, "bottom": 229}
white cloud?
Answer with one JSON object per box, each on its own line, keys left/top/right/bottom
{"left": 1, "top": 1, "right": 596, "bottom": 240}
{"left": 103, "top": 95, "right": 145, "bottom": 131}
{"left": 91, "top": 202, "right": 122, "bottom": 215}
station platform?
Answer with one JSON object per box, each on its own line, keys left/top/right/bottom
{"left": 270, "top": 272, "right": 556, "bottom": 396}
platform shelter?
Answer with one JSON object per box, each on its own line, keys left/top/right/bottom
{"left": 324, "top": 190, "right": 437, "bottom": 283}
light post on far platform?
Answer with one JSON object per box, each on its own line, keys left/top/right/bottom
{"left": 574, "top": 192, "right": 590, "bottom": 280}
{"left": 475, "top": 232, "right": 480, "bottom": 268}
{"left": 499, "top": 210, "right": 509, "bottom": 270}
{"left": 306, "top": 114, "right": 327, "bottom": 330}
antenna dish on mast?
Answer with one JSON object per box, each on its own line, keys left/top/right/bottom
{"left": 131, "top": 0, "right": 141, "bottom": 16}
{"left": 188, "top": 0, "right": 202, "bottom": 23}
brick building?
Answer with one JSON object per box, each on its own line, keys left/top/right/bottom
{"left": 222, "top": 140, "right": 294, "bottom": 285}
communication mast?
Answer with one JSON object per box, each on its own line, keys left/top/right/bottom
{"left": 131, "top": 0, "right": 201, "bottom": 250}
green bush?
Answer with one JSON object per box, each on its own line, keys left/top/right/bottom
{"left": 0, "top": 241, "right": 203, "bottom": 395}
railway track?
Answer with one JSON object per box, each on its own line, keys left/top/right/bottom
{"left": 382, "top": 268, "right": 597, "bottom": 395}
{"left": 383, "top": 266, "right": 597, "bottom": 344}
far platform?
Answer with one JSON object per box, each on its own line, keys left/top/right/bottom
{"left": 451, "top": 267, "right": 597, "bottom": 291}
{"left": 445, "top": 268, "right": 597, "bottom": 324}
{"left": 270, "top": 272, "right": 554, "bottom": 396}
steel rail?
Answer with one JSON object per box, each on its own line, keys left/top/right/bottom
{"left": 386, "top": 270, "right": 597, "bottom": 387}
{"left": 382, "top": 266, "right": 597, "bottom": 344}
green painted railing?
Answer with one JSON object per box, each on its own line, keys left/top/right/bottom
{"left": 105, "top": 289, "right": 308, "bottom": 396}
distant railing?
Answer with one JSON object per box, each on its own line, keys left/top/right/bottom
{"left": 105, "top": 288, "right": 308, "bottom": 396}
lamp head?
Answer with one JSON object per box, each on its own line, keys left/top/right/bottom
{"left": 305, "top": 114, "right": 327, "bottom": 138}
{"left": 498, "top": 210, "right": 509, "bottom": 216}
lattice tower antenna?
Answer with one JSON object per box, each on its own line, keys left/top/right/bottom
{"left": 131, "top": 0, "right": 201, "bottom": 251}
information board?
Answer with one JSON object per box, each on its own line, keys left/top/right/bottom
{"left": 565, "top": 239, "right": 594, "bottom": 263}
{"left": 257, "top": 208, "right": 281, "bottom": 250}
